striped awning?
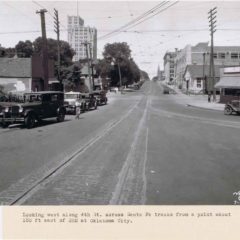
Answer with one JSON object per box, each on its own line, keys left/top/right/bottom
{"left": 215, "top": 76, "right": 240, "bottom": 89}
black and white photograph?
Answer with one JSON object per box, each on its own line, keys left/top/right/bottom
{"left": 0, "top": 0, "right": 240, "bottom": 209}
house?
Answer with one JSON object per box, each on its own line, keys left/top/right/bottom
{"left": 215, "top": 66, "right": 240, "bottom": 103}
{"left": 183, "top": 65, "right": 221, "bottom": 94}
{"left": 0, "top": 55, "right": 55, "bottom": 94}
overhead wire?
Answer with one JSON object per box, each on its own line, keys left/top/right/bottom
{"left": 98, "top": 1, "right": 170, "bottom": 40}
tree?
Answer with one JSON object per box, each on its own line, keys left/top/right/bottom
{"left": 140, "top": 70, "right": 150, "bottom": 81}
{"left": 33, "top": 37, "right": 75, "bottom": 67}
{"left": 103, "top": 42, "right": 131, "bottom": 61}
{"left": 15, "top": 40, "right": 33, "bottom": 57}
{"left": 102, "top": 42, "right": 141, "bottom": 87}
{"left": 61, "top": 64, "right": 82, "bottom": 90}
{"left": 0, "top": 47, "right": 15, "bottom": 58}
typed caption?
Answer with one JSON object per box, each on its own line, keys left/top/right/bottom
{"left": 21, "top": 210, "right": 232, "bottom": 225}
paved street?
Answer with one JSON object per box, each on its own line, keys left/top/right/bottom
{"left": 0, "top": 81, "right": 240, "bottom": 205}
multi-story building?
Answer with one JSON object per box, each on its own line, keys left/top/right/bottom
{"left": 163, "top": 51, "right": 177, "bottom": 84}
{"left": 67, "top": 16, "right": 97, "bottom": 62}
{"left": 165, "top": 42, "right": 240, "bottom": 92}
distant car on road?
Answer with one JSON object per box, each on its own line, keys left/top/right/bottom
{"left": 64, "top": 91, "right": 86, "bottom": 114}
{"left": 224, "top": 100, "right": 240, "bottom": 115}
{"left": 92, "top": 90, "right": 108, "bottom": 106}
{"left": 163, "top": 88, "right": 170, "bottom": 94}
{"left": 0, "top": 91, "right": 66, "bottom": 128}
{"left": 82, "top": 93, "right": 98, "bottom": 111}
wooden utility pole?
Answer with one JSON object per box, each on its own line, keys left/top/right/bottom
{"left": 208, "top": 7, "right": 217, "bottom": 101}
{"left": 202, "top": 52, "right": 206, "bottom": 94}
{"left": 83, "top": 42, "right": 93, "bottom": 92}
{"left": 88, "top": 42, "right": 95, "bottom": 90}
{"left": 54, "top": 8, "right": 61, "bottom": 85}
{"left": 36, "top": 9, "right": 49, "bottom": 91}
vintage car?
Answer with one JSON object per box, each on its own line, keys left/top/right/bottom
{"left": 82, "top": 93, "right": 98, "bottom": 111}
{"left": 92, "top": 90, "right": 108, "bottom": 106}
{"left": 64, "top": 91, "right": 86, "bottom": 114}
{"left": 0, "top": 91, "right": 66, "bottom": 128}
{"left": 224, "top": 100, "right": 240, "bottom": 115}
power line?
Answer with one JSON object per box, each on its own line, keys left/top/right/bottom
{"left": 2, "top": 28, "right": 240, "bottom": 35}
{"left": 98, "top": 1, "right": 170, "bottom": 40}
{"left": 124, "top": 1, "right": 179, "bottom": 32}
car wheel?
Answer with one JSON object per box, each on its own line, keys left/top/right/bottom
{"left": 224, "top": 106, "right": 233, "bottom": 115}
{"left": 57, "top": 110, "right": 65, "bottom": 122}
{"left": 25, "top": 114, "right": 36, "bottom": 129}
{"left": 73, "top": 107, "right": 76, "bottom": 115}
{"left": 1, "top": 122, "right": 9, "bottom": 128}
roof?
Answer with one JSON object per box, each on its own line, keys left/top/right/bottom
{"left": 24, "top": 91, "right": 63, "bottom": 94}
{"left": 184, "top": 65, "right": 221, "bottom": 79}
{"left": 215, "top": 76, "right": 240, "bottom": 88}
{"left": 0, "top": 58, "right": 31, "bottom": 77}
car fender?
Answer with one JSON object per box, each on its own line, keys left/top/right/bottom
{"left": 57, "top": 106, "right": 66, "bottom": 114}
{"left": 23, "top": 109, "right": 35, "bottom": 117}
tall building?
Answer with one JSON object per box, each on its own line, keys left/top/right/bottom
{"left": 163, "top": 51, "right": 177, "bottom": 84}
{"left": 67, "top": 16, "right": 97, "bottom": 62}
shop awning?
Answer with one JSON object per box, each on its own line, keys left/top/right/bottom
{"left": 215, "top": 76, "right": 240, "bottom": 89}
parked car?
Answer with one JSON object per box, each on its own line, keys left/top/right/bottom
{"left": 92, "top": 90, "right": 108, "bottom": 106}
{"left": 224, "top": 100, "right": 240, "bottom": 115}
{"left": 0, "top": 91, "right": 66, "bottom": 128}
{"left": 82, "top": 93, "right": 98, "bottom": 111}
{"left": 64, "top": 91, "right": 86, "bottom": 114}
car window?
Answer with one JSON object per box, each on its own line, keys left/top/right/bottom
{"left": 42, "top": 94, "right": 51, "bottom": 102}
{"left": 51, "top": 94, "right": 58, "bottom": 102}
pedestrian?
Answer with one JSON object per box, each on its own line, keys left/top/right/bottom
{"left": 208, "top": 93, "right": 211, "bottom": 103}
{"left": 75, "top": 103, "right": 81, "bottom": 120}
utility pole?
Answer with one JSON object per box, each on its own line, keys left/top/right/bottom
{"left": 88, "top": 42, "right": 95, "bottom": 91}
{"left": 208, "top": 7, "right": 217, "bottom": 102}
{"left": 117, "top": 59, "right": 122, "bottom": 93}
{"left": 202, "top": 52, "right": 206, "bottom": 94}
{"left": 54, "top": 8, "right": 61, "bottom": 86}
{"left": 83, "top": 42, "right": 93, "bottom": 92}
{"left": 36, "top": 9, "right": 49, "bottom": 91}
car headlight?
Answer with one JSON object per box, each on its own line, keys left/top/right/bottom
{"left": 19, "top": 106, "right": 23, "bottom": 113}
{"left": 4, "top": 107, "right": 9, "bottom": 112}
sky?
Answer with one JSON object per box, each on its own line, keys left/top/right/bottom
{"left": 1, "top": 0, "right": 240, "bottom": 78}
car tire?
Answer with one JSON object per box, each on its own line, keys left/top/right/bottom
{"left": 1, "top": 122, "right": 9, "bottom": 128}
{"left": 224, "top": 107, "right": 233, "bottom": 115}
{"left": 73, "top": 107, "right": 76, "bottom": 115}
{"left": 57, "top": 110, "right": 65, "bottom": 122}
{"left": 25, "top": 114, "right": 36, "bottom": 129}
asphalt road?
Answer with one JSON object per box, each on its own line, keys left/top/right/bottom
{"left": 0, "top": 81, "right": 240, "bottom": 205}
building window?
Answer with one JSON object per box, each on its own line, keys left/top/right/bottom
{"left": 213, "top": 53, "right": 217, "bottom": 58}
{"left": 231, "top": 53, "right": 238, "bottom": 59}
{"left": 196, "top": 79, "right": 201, "bottom": 88}
{"left": 218, "top": 52, "right": 225, "bottom": 59}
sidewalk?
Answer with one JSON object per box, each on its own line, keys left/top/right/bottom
{"left": 161, "top": 82, "right": 225, "bottom": 112}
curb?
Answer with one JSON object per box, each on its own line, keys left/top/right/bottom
{"left": 186, "top": 104, "right": 224, "bottom": 112}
